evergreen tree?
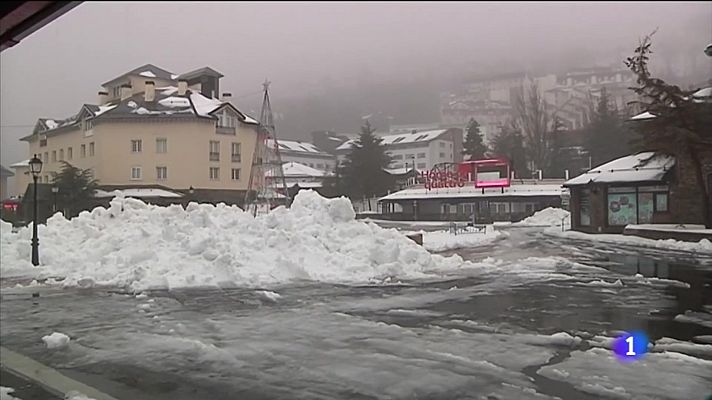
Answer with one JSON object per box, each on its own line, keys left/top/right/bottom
{"left": 584, "top": 86, "right": 632, "bottom": 166}
{"left": 625, "top": 32, "right": 712, "bottom": 226}
{"left": 341, "top": 120, "right": 394, "bottom": 200}
{"left": 462, "top": 118, "right": 488, "bottom": 160}
{"left": 51, "top": 161, "right": 99, "bottom": 217}
{"left": 491, "top": 121, "right": 529, "bottom": 178}
{"left": 545, "top": 116, "right": 566, "bottom": 178}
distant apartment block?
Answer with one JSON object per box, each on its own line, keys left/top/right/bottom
{"left": 268, "top": 139, "right": 337, "bottom": 172}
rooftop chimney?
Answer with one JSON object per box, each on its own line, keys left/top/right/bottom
{"left": 98, "top": 91, "right": 108, "bottom": 105}
{"left": 120, "top": 84, "right": 132, "bottom": 101}
{"left": 144, "top": 81, "right": 155, "bottom": 102}
{"left": 221, "top": 92, "right": 232, "bottom": 102}
{"left": 178, "top": 80, "right": 188, "bottom": 96}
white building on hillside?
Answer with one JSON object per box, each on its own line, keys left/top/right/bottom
{"left": 334, "top": 128, "right": 463, "bottom": 172}
{"left": 268, "top": 139, "right": 336, "bottom": 172}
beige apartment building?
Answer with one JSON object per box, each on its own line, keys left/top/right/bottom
{"left": 15, "top": 64, "right": 261, "bottom": 205}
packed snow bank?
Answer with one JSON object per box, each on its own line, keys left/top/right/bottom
{"left": 418, "top": 227, "right": 503, "bottom": 252}
{"left": 0, "top": 386, "right": 21, "bottom": 400}
{"left": 515, "top": 207, "right": 570, "bottom": 227}
{"left": 1, "top": 191, "right": 471, "bottom": 291}
{"left": 545, "top": 228, "right": 712, "bottom": 254}
{"left": 42, "top": 332, "right": 70, "bottom": 349}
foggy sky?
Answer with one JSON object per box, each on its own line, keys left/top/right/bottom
{"left": 2, "top": 1, "right": 710, "bottom": 168}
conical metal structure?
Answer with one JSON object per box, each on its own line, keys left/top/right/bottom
{"left": 244, "top": 80, "right": 290, "bottom": 216}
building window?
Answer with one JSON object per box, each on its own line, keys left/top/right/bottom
{"left": 156, "top": 166, "right": 167, "bottom": 180}
{"left": 440, "top": 142, "right": 446, "bottom": 148}
{"left": 131, "top": 139, "right": 142, "bottom": 153}
{"left": 156, "top": 138, "right": 167, "bottom": 153}
{"left": 210, "top": 140, "right": 220, "bottom": 161}
{"left": 89, "top": 142, "right": 95, "bottom": 156}
{"left": 67, "top": 147, "right": 73, "bottom": 160}
{"left": 580, "top": 189, "right": 591, "bottom": 226}
{"left": 59, "top": 149, "right": 64, "bottom": 161}
{"left": 84, "top": 119, "right": 93, "bottom": 131}
{"left": 231, "top": 142, "right": 241, "bottom": 162}
{"left": 417, "top": 163, "right": 426, "bottom": 169}
{"left": 417, "top": 153, "right": 426, "bottom": 159}
{"left": 217, "top": 110, "right": 237, "bottom": 128}
{"left": 43, "top": 176, "right": 49, "bottom": 183}
{"left": 607, "top": 187, "right": 637, "bottom": 226}
{"left": 52, "top": 151, "right": 57, "bottom": 162}
{"left": 393, "top": 154, "right": 403, "bottom": 160}
{"left": 80, "top": 145, "right": 86, "bottom": 158}
{"left": 316, "top": 163, "right": 324, "bottom": 169}
{"left": 209, "top": 167, "right": 220, "bottom": 180}
{"left": 655, "top": 193, "right": 668, "bottom": 212}
{"left": 43, "top": 152, "right": 48, "bottom": 163}
{"left": 40, "top": 138, "right": 47, "bottom": 147}
{"left": 439, "top": 152, "right": 445, "bottom": 158}
{"left": 231, "top": 168, "right": 240, "bottom": 180}
{"left": 131, "top": 167, "right": 142, "bottom": 180}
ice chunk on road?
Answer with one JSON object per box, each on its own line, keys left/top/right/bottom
{"left": 538, "top": 347, "right": 712, "bottom": 400}
{"left": 65, "top": 391, "right": 97, "bottom": 400}
{"left": 418, "top": 228, "right": 503, "bottom": 252}
{"left": 257, "top": 290, "right": 281, "bottom": 302}
{"left": 41, "top": 332, "right": 70, "bottom": 349}
{"left": 674, "top": 310, "right": 712, "bottom": 328}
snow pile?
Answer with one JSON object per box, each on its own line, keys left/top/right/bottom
{"left": 42, "top": 332, "right": 70, "bottom": 349}
{"left": 0, "top": 387, "right": 20, "bottom": 400}
{"left": 44, "top": 119, "right": 58, "bottom": 129}
{"left": 257, "top": 290, "right": 281, "bottom": 302}
{"left": 515, "top": 207, "right": 570, "bottom": 226}
{"left": 158, "top": 96, "right": 191, "bottom": 108}
{"left": 0, "top": 191, "right": 470, "bottom": 291}
{"left": 419, "top": 227, "right": 503, "bottom": 252}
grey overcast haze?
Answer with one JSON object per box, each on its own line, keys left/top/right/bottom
{"left": 1, "top": 1, "right": 711, "bottom": 169}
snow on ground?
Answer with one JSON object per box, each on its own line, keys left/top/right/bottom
{"left": 514, "top": 207, "right": 570, "bottom": 227}
{"left": 41, "top": 332, "right": 70, "bottom": 349}
{"left": 415, "top": 227, "right": 503, "bottom": 252}
{"left": 538, "top": 347, "right": 712, "bottom": 400}
{"left": 0, "top": 387, "right": 20, "bottom": 400}
{"left": 257, "top": 290, "right": 282, "bottom": 302}
{"left": 653, "top": 337, "right": 712, "bottom": 358}
{"left": 0, "top": 191, "right": 476, "bottom": 291}
{"left": 627, "top": 223, "right": 711, "bottom": 235}
{"left": 674, "top": 310, "right": 712, "bottom": 328}
{"left": 65, "top": 392, "right": 97, "bottom": 400}
{"left": 545, "top": 228, "right": 712, "bottom": 255}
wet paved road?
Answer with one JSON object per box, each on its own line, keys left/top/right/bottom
{"left": 1, "top": 227, "right": 711, "bottom": 399}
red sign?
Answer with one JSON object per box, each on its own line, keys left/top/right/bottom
{"left": 421, "top": 170, "right": 467, "bottom": 190}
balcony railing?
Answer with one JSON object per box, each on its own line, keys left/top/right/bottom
{"left": 209, "top": 152, "right": 220, "bottom": 161}
{"left": 231, "top": 154, "right": 241, "bottom": 162}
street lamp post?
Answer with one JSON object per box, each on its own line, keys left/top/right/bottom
{"left": 51, "top": 186, "right": 59, "bottom": 213}
{"left": 28, "top": 155, "right": 43, "bottom": 266}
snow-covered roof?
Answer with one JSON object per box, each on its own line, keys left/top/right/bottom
{"left": 564, "top": 152, "right": 675, "bottom": 186}
{"left": 336, "top": 129, "right": 449, "bottom": 151}
{"left": 269, "top": 139, "right": 329, "bottom": 155}
{"left": 267, "top": 162, "right": 329, "bottom": 178}
{"left": 44, "top": 119, "right": 58, "bottom": 129}
{"left": 384, "top": 166, "right": 417, "bottom": 175}
{"left": 139, "top": 70, "right": 157, "bottom": 78}
{"left": 94, "top": 188, "right": 184, "bottom": 198}
{"left": 9, "top": 159, "right": 29, "bottom": 168}
{"left": 630, "top": 111, "right": 656, "bottom": 121}
{"left": 379, "top": 183, "right": 564, "bottom": 201}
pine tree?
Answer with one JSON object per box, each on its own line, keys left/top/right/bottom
{"left": 462, "top": 118, "right": 488, "bottom": 160}
{"left": 51, "top": 161, "right": 99, "bottom": 217}
{"left": 491, "top": 121, "right": 529, "bottom": 178}
{"left": 584, "top": 87, "right": 632, "bottom": 166}
{"left": 341, "top": 120, "right": 394, "bottom": 200}
{"left": 625, "top": 32, "right": 712, "bottom": 226}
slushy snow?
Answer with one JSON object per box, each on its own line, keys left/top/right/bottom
{"left": 415, "top": 228, "right": 503, "bottom": 252}
{"left": 515, "top": 207, "right": 570, "bottom": 226}
{"left": 546, "top": 228, "right": 712, "bottom": 254}
{"left": 41, "top": 332, "right": 70, "bottom": 349}
{"left": 1, "top": 191, "right": 469, "bottom": 291}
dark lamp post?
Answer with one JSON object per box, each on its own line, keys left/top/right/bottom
{"left": 51, "top": 186, "right": 59, "bottom": 213}
{"left": 29, "top": 155, "right": 43, "bottom": 266}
